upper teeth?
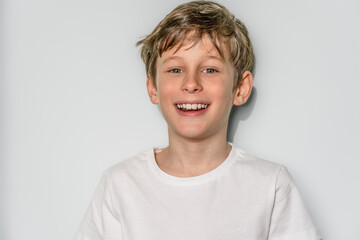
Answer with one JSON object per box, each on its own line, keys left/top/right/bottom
{"left": 177, "top": 103, "right": 208, "bottom": 110}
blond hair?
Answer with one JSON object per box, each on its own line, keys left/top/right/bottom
{"left": 136, "top": 0, "right": 254, "bottom": 88}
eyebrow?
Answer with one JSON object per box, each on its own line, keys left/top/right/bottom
{"left": 162, "top": 56, "right": 182, "bottom": 64}
{"left": 162, "top": 54, "right": 223, "bottom": 64}
{"left": 203, "top": 54, "right": 223, "bottom": 61}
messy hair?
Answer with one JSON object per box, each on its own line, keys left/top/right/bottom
{"left": 136, "top": 0, "right": 254, "bottom": 89}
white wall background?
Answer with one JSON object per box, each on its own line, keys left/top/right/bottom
{"left": 1, "top": 0, "right": 359, "bottom": 239}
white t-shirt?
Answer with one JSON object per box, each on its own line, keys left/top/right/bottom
{"left": 75, "top": 146, "right": 321, "bottom": 240}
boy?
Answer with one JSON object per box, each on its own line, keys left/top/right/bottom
{"left": 75, "top": 1, "right": 321, "bottom": 239}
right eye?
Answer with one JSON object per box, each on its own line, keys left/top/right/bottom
{"left": 169, "top": 68, "right": 183, "bottom": 73}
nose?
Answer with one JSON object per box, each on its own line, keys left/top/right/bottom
{"left": 181, "top": 72, "right": 203, "bottom": 93}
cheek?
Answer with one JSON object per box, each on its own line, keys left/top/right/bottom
{"left": 157, "top": 82, "right": 175, "bottom": 104}
{"left": 209, "top": 82, "right": 234, "bottom": 102}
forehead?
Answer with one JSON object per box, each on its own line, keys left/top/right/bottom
{"left": 159, "top": 34, "right": 229, "bottom": 61}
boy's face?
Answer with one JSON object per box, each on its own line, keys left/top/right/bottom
{"left": 147, "top": 35, "right": 252, "bottom": 141}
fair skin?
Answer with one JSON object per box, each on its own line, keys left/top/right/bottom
{"left": 147, "top": 35, "right": 253, "bottom": 177}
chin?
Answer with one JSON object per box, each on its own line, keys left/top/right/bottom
{"left": 172, "top": 125, "right": 215, "bottom": 140}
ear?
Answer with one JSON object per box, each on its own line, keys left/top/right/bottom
{"left": 146, "top": 75, "right": 159, "bottom": 104}
{"left": 233, "top": 71, "right": 253, "bottom": 106}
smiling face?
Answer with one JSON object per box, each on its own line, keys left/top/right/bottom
{"left": 147, "top": 35, "right": 252, "bottom": 141}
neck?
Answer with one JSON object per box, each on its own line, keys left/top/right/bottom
{"left": 155, "top": 129, "right": 231, "bottom": 177}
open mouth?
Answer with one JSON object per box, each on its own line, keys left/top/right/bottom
{"left": 176, "top": 103, "right": 208, "bottom": 112}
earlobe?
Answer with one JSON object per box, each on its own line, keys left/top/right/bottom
{"left": 146, "top": 76, "right": 159, "bottom": 104}
{"left": 233, "top": 71, "right": 253, "bottom": 106}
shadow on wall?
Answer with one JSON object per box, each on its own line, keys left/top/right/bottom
{"left": 227, "top": 87, "right": 257, "bottom": 143}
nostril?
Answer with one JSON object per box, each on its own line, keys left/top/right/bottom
{"left": 181, "top": 75, "right": 202, "bottom": 92}
{"left": 183, "top": 84, "right": 202, "bottom": 93}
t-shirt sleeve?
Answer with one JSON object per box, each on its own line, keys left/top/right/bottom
{"left": 268, "top": 166, "right": 322, "bottom": 240}
{"left": 74, "top": 172, "right": 123, "bottom": 240}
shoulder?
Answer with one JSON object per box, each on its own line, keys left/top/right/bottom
{"left": 102, "top": 149, "right": 153, "bottom": 184}
{"left": 230, "top": 146, "right": 293, "bottom": 189}
{"left": 232, "top": 146, "right": 284, "bottom": 177}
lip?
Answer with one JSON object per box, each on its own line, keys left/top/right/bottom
{"left": 173, "top": 100, "right": 211, "bottom": 105}
{"left": 174, "top": 103, "right": 210, "bottom": 117}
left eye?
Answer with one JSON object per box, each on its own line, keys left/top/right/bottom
{"left": 202, "top": 68, "right": 217, "bottom": 74}
{"left": 169, "top": 69, "right": 183, "bottom": 73}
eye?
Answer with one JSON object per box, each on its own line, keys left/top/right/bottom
{"left": 169, "top": 68, "right": 183, "bottom": 73}
{"left": 202, "top": 68, "right": 217, "bottom": 74}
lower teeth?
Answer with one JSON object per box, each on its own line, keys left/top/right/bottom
{"left": 180, "top": 108, "right": 202, "bottom": 111}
